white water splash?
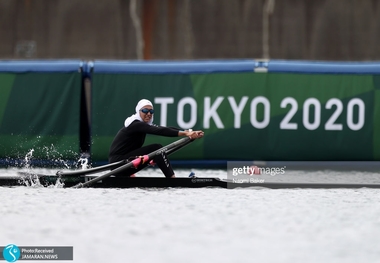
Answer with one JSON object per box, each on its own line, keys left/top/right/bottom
{"left": 78, "top": 157, "right": 89, "bottom": 170}
{"left": 20, "top": 171, "right": 44, "bottom": 188}
{"left": 23, "top": 149, "right": 34, "bottom": 170}
{"left": 42, "top": 144, "right": 71, "bottom": 169}
{"left": 18, "top": 148, "right": 67, "bottom": 188}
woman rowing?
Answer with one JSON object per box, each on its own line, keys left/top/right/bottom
{"left": 109, "top": 99, "right": 204, "bottom": 178}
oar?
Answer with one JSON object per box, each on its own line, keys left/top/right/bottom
{"left": 19, "top": 136, "right": 194, "bottom": 179}
{"left": 56, "top": 159, "right": 127, "bottom": 177}
{"left": 57, "top": 136, "right": 194, "bottom": 177}
{"left": 71, "top": 137, "right": 192, "bottom": 188}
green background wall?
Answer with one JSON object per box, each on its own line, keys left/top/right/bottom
{"left": 91, "top": 72, "right": 379, "bottom": 162}
{"left": 0, "top": 72, "right": 81, "bottom": 161}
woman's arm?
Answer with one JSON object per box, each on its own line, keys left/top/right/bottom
{"left": 133, "top": 121, "right": 204, "bottom": 139}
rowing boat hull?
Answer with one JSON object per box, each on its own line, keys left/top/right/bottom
{"left": 2, "top": 175, "right": 380, "bottom": 189}
{"left": 0, "top": 175, "right": 228, "bottom": 188}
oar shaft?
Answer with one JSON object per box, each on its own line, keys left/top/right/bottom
{"left": 58, "top": 138, "right": 193, "bottom": 177}
{"left": 72, "top": 137, "right": 192, "bottom": 188}
{"left": 57, "top": 159, "right": 127, "bottom": 177}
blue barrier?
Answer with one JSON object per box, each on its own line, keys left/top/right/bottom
{"left": 0, "top": 60, "right": 83, "bottom": 73}
{"left": 86, "top": 59, "right": 380, "bottom": 75}
{"left": 1, "top": 59, "right": 379, "bottom": 76}
{"left": 267, "top": 60, "right": 380, "bottom": 74}
{"left": 88, "top": 60, "right": 257, "bottom": 74}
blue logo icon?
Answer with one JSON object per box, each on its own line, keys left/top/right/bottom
{"left": 3, "top": 244, "right": 20, "bottom": 262}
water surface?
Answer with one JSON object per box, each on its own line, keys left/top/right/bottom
{"left": 1, "top": 168, "right": 380, "bottom": 263}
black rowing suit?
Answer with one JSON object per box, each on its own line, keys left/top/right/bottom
{"left": 109, "top": 120, "right": 180, "bottom": 177}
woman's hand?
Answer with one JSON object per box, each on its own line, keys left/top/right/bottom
{"left": 179, "top": 130, "right": 205, "bottom": 139}
{"left": 187, "top": 130, "right": 204, "bottom": 139}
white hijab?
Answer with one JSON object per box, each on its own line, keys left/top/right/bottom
{"left": 124, "top": 99, "right": 154, "bottom": 127}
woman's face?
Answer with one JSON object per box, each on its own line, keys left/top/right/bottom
{"left": 139, "top": 105, "right": 154, "bottom": 123}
